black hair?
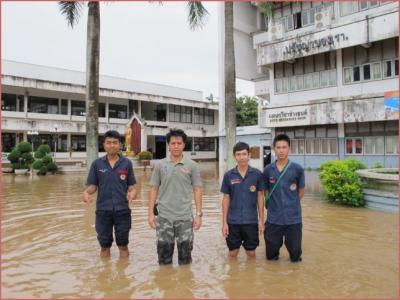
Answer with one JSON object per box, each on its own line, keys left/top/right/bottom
{"left": 103, "top": 130, "right": 121, "bottom": 142}
{"left": 233, "top": 142, "right": 250, "bottom": 154}
{"left": 273, "top": 134, "right": 290, "bottom": 147}
{"left": 166, "top": 128, "right": 187, "bottom": 144}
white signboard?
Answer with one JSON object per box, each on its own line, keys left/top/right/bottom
{"left": 265, "top": 106, "right": 310, "bottom": 127}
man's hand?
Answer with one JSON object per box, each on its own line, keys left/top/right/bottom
{"left": 126, "top": 188, "right": 136, "bottom": 203}
{"left": 193, "top": 215, "right": 202, "bottom": 230}
{"left": 148, "top": 212, "right": 157, "bottom": 229}
{"left": 83, "top": 190, "right": 93, "bottom": 205}
{"left": 222, "top": 222, "right": 229, "bottom": 238}
{"left": 258, "top": 221, "right": 265, "bottom": 236}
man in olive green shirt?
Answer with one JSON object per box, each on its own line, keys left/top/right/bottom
{"left": 148, "top": 129, "right": 203, "bottom": 265}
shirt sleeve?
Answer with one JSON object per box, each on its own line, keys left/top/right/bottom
{"left": 191, "top": 163, "right": 203, "bottom": 187}
{"left": 150, "top": 162, "right": 161, "bottom": 187}
{"left": 86, "top": 161, "right": 98, "bottom": 186}
{"left": 127, "top": 160, "right": 136, "bottom": 186}
{"left": 257, "top": 172, "right": 266, "bottom": 192}
{"left": 220, "top": 173, "right": 230, "bottom": 194}
{"left": 262, "top": 167, "right": 270, "bottom": 191}
{"left": 298, "top": 166, "right": 305, "bottom": 189}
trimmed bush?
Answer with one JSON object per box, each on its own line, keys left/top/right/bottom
{"left": 46, "top": 162, "right": 58, "bottom": 173}
{"left": 11, "top": 162, "right": 29, "bottom": 170}
{"left": 42, "top": 155, "right": 53, "bottom": 165}
{"left": 21, "top": 152, "right": 34, "bottom": 164}
{"left": 7, "top": 149, "right": 22, "bottom": 163}
{"left": 138, "top": 151, "right": 153, "bottom": 160}
{"left": 343, "top": 158, "right": 367, "bottom": 172}
{"left": 320, "top": 159, "right": 365, "bottom": 207}
{"left": 17, "top": 141, "right": 32, "bottom": 153}
{"left": 37, "top": 144, "right": 51, "bottom": 154}
{"left": 38, "top": 166, "right": 48, "bottom": 176}
{"left": 32, "top": 159, "right": 43, "bottom": 170}
{"left": 373, "top": 162, "right": 384, "bottom": 169}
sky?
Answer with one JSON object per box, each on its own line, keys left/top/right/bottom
{"left": 2, "top": 1, "right": 255, "bottom": 100}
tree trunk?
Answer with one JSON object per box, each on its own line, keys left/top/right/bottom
{"left": 85, "top": 2, "right": 100, "bottom": 169}
{"left": 224, "top": 2, "right": 236, "bottom": 170}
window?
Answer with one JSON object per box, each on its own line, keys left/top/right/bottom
{"left": 181, "top": 106, "right": 192, "bottom": 123}
{"left": 295, "top": 75, "right": 304, "bottom": 90}
{"left": 2, "top": 93, "right": 17, "bottom": 111}
{"left": 361, "top": 1, "right": 379, "bottom": 10}
{"left": 340, "top": 1, "right": 359, "bottom": 16}
{"left": 71, "top": 100, "right": 85, "bottom": 116}
{"left": 302, "top": 8, "right": 315, "bottom": 27}
{"left": 329, "top": 69, "right": 337, "bottom": 86}
{"left": 29, "top": 96, "right": 59, "bottom": 114}
{"left": 71, "top": 135, "right": 86, "bottom": 152}
{"left": 194, "top": 137, "right": 215, "bottom": 151}
{"left": 355, "top": 138, "right": 363, "bottom": 154}
{"left": 395, "top": 59, "right": 399, "bottom": 76}
{"left": 371, "top": 62, "right": 382, "bottom": 80}
{"left": 194, "top": 108, "right": 205, "bottom": 124}
{"left": 364, "top": 137, "right": 384, "bottom": 154}
{"left": 109, "top": 104, "right": 128, "bottom": 119}
{"left": 304, "top": 74, "right": 313, "bottom": 89}
{"left": 320, "top": 70, "right": 329, "bottom": 87}
{"left": 205, "top": 109, "right": 214, "bottom": 125}
{"left": 353, "top": 66, "right": 360, "bottom": 82}
{"left": 99, "top": 103, "right": 106, "bottom": 118}
{"left": 362, "top": 64, "right": 371, "bottom": 81}
{"left": 169, "top": 105, "right": 181, "bottom": 122}
{"left": 184, "top": 137, "right": 193, "bottom": 152}
{"left": 385, "top": 136, "right": 398, "bottom": 154}
{"left": 61, "top": 99, "right": 68, "bottom": 115}
{"left": 2, "top": 132, "right": 16, "bottom": 152}
{"left": 298, "top": 139, "right": 305, "bottom": 154}
{"left": 330, "top": 139, "right": 338, "bottom": 154}
{"left": 345, "top": 138, "right": 363, "bottom": 154}
{"left": 344, "top": 67, "right": 352, "bottom": 84}
{"left": 284, "top": 15, "right": 294, "bottom": 31}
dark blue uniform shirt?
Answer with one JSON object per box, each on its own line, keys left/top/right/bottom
{"left": 262, "top": 161, "right": 305, "bottom": 225}
{"left": 220, "top": 166, "right": 265, "bottom": 225}
{"left": 86, "top": 155, "right": 136, "bottom": 211}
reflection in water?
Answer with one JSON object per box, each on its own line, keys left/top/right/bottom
{"left": 2, "top": 163, "right": 398, "bottom": 298}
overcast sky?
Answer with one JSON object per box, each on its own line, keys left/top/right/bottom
{"left": 2, "top": 1, "right": 254, "bottom": 100}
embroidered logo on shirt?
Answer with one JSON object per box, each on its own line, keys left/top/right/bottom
{"left": 290, "top": 183, "right": 297, "bottom": 191}
{"left": 269, "top": 177, "right": 276, "bottom": 184}
{"left": 249, "top": 185, "right": 256, "bottom": 192}
{"left": 180, "top": 167, "right": 189, "bottom": 174}
{"left": 120, "top": 174, "right": 126, "bottom": 181}
{"left": 99, "top": 169, "right": 108, "bottom": 173}
{"left": 231, "top": 179, "right": 242, "bottom": 185}
{"left": 118, "top": 170, "right": 128, "bottom": 175}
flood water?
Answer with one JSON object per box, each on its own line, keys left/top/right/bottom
{"left": 1, "top": 162, "right": 398, "bottom": 298}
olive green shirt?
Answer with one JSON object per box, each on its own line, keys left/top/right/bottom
{"left": 150, "top": 156, "right": 202, "bottom": 221}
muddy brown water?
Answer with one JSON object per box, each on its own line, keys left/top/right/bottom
{"left": 1, "top": 162, "right": 398, "bottom": 298}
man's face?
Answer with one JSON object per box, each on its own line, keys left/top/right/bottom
{"left": 104, "top": 137, "right": 121, "bottom": 155}
{"left": 274, "top": 140, "right": 290, "bottom": 160}
{"left": 168, "top": 136, "right": 185, "bottom": 157}
{"left": 234, "top": 149, "right": 250, "bottom": 167}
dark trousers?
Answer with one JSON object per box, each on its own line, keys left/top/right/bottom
{"left": 264, "top": 222, "right": 302, "bottom": 262}
{"left": 95, "top": 209, "right": 132, "bottom": 248}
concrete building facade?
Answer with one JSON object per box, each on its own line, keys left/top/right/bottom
{"left": 1, "top": 60, "right": 218, "bottom": 162}
{"left": 221, "top": 1, "right": 399, "bottom": 168}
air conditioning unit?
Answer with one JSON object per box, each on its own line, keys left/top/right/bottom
{"left": 315, "top": 7, "right": 331, "bottom": 29}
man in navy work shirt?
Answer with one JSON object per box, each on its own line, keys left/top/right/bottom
{"left": 262, "top": 134, "right": 305, "bottom": 262}
{"left": 84, "top": 130, "right": 137, "bottom": 258}
{"left": 220, "top": 142, "right": 265, "bottom": 258}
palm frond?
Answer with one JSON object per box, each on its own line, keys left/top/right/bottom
{"left": 257, "top": 1, "right": 275, "bottom": 17}
{"left": 59, "top": 1, "right": 84, "bottom": 28}
{"left": 187, "top": 1, "right": 209, "bottom": 30}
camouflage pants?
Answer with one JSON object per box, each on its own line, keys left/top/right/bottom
{"left": 156, "top": 216, "right": 193, "bottom": 265}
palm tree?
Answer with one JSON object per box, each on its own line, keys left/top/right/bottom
{"left": 59, "top": 1, "right": 208, "bottom": 169}
{"left": 222, "top": 1, "right": 274, "bottom": 170}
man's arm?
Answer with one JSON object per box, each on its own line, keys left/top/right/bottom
{"left": 193, "top": 187, "right": 203, "bottom": 230}
{"left": 126, "top": 185, "right": 137, "bottom": 203}
{"left": 83, "top": 185, "right": 97, "bottom": 204}
{"left": 257, "top": 191, "right": 265, "bottom": 235}
{"left": 148, "top": 186, "right": 159, "bottom": 229}
{"left": 222, "top": 194, "right": 230, "bottom": 237}
{"left": 299, "top": 188, "right": 305, "bottom": 200}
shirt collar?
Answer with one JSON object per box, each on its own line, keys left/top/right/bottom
{"left": 232, "top": 165, "right": 254, "bottom": 175}
{"left": 168, "top": 155, "right": 187, "bottom": 165}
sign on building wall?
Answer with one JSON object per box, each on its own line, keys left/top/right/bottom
{"left": 265, "top": 106, "right": 310, "bottom": 127}
{"left": 384, "top": 91, "right": 399, "bottom": 119}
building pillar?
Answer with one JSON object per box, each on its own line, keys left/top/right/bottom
{"left": 23, "top": 132, "right": 28, "bottom": 142}
{"left": 138, "top": 100, "right": 142, "bottom": 116}
{"left": 336, "top": 49, "right": 343, "bottom": 93}
{"left": 338, "top": 123, "right": 345, "bottom": 160}
{"left": 68, "top": 99, "right": 72, "bottom": 120}
{"left": 58, "top": 98, "right": 62, "bottom": 114}
{"left": 67, "top": 133, "right": 72, "bottom": 158}
{"left": 141, "top": 127, "right": 147, "bottom": 152}
{"left": 105, "top": 101, "right": 109, "bottom": 121}
{"left": 24, "top": 94, "right": 28, "bottom": 117}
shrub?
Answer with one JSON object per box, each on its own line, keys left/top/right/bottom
{"left": 17, "top": 141, "right": 32, "bottom": 153}
{"left": 138, "top": 151, "right": 153, "bottom": 160}
{"left": 38, "top": 166, "right": 48, "bottom": 176}
{"left": 42, "top": 155, "right": 53, "bottom": 165}
{"left": 21, "top": 152, "right": 34, "bottom": 164}
{"left": 37, "top": 144, "right": 51, "bottom": 154}
{"left": 343, "top": 158, "right": 366, "bottom": 172}
{"left": 11, "top": 162, "right": 29, "bottom": 170}
{"left": 46, "top": 162, "right": 58, "bottom": 173}
{"left": 320, "top": 160, "right": 365, "bottom": 207}
{"left": 372, "top": 162, "right": 384, "bottom": 169}
{"left": 32, "top": 159, "right": 43, "bottom": 170}
{"left": 7, "top": 149, "right": 22, "bottom": 163}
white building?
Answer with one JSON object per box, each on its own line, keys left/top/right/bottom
{"left": 1, "top": 60, "right": 218, "bottom": 161}
{"left": 219, "top": 1, "right": 399, "bottom": 168}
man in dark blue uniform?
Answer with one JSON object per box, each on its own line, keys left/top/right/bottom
{"left": 262, "top": 134, "right": 305, "bottom": 262}
{"left": 83, "top": 130, "right": 137, "bottom": 258}
{"left": 220, "top": 142, "right": 265, "bottom": 258}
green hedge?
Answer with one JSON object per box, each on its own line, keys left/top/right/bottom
{"left": 138, "top": 151, "right": 153, "bottom": 160}
{"left": 320, "top": 159, "right": 366, "bottom": 207}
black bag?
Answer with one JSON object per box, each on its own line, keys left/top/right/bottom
{"left": 153, "top": 203, "right": 158, "bottom": 216}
